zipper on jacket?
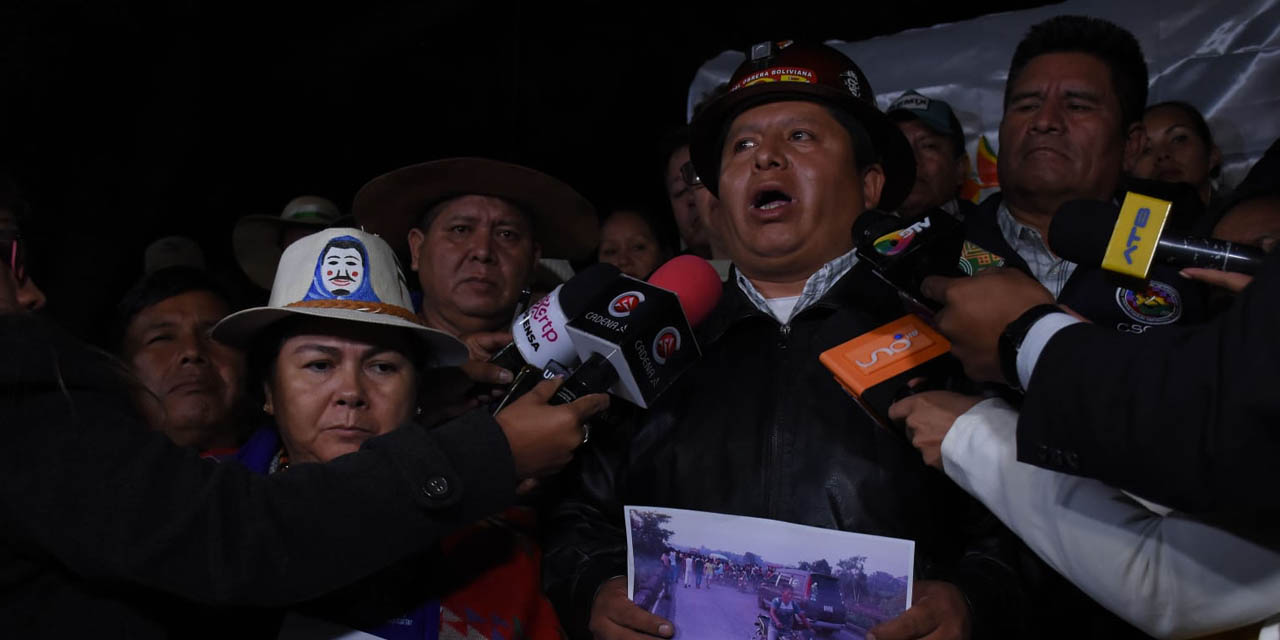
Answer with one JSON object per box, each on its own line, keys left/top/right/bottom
{"left": 767, "top": 319, "right": 792, "bottom": 516}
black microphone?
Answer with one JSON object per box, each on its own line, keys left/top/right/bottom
{"left": 1050, "top": 198, "right": 1264, "bottom": 277}
{"left": 852, "top": 208, "right": 967, "bottom": 311}
{"left": 547, "top": 256, "right": 723, "bottom": 409}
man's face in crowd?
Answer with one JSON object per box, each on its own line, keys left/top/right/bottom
{"left": 407, "top": 194, "right": 539, "bottom": 335}
{"left": 666, "top": 145, "right": 710, "bottom": 251}
{"left": 123, "top": 290, "right": 245, "bottom": 450}
{"left": 717, "top": 100, "right": 884, "bottom": 280}
{"left": 896, "top": 119, "right": 967, "bottom": 217}
{"left": 998, "top": 52, "right": 1134, "bottom": 209}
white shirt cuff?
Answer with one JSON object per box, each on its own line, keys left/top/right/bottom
{"left": 1016, "top": 313, "right": 1082, "bottom": 389}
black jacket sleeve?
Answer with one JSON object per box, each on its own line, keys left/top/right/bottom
{"left": 1016, "top": 252, "right": 1280, "bottom": 514}
{"left": 539, "top": 413, "right": 633, "bottom": 640}
{"left": 0, "top": 313, "right": 517, "bottom": 606}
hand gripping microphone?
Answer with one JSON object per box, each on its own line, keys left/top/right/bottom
{"left": 549, "top": 255, "right": 723, "bottom": 409}
{"left": 1050, "top": 195, "right": 1265, "bottom": 280}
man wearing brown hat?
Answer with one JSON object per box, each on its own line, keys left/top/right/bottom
{"left": 353, "top": 158, "right": 597, "bottom": 350}
{"left": 542, "top": 41, "right": 1022, "bottom": 640}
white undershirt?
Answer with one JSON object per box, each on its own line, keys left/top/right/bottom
{"left": 764, "top": 296, "right": 800, "bottom": 324}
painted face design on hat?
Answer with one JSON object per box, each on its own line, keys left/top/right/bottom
{"left": 303, "top": 236, "right": 381, "bottom": 303}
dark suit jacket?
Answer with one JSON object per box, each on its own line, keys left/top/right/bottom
{"left": 1017, "top": 251, "right": 1280, "bottom": 515}
{"left": 0, "top": 314, "right": 517, "bottom": 637}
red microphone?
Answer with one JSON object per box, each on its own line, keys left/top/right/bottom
{"left": 647, "top": 254, "right": 724, "bottom": 328}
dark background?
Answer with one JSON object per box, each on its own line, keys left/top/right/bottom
{"left": 0, "top": 0, "right": 1054, "bottom": 342}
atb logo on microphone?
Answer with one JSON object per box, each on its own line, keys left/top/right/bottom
{"left": 651, "top": 327, "right": 682, "bottom": 364}
{"left": 608, "top": 291, "right": 646, "bottom": 318}
{"left": 855, "top": 329, "right": 920, "bottom": 369}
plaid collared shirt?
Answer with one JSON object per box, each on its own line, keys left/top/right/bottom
{"left": 997, "top": 203, "right": 1077, "bottom": 298}
{"left": 734, "top": 248, "right": 859, "bottom": 324}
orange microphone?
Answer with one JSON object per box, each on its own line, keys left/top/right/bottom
{"left": 820, "top": 314, "right": 953, "bottom": 429}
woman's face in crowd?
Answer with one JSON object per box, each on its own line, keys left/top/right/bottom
{"left": 265, "top": 318, "right": 418, "bottom": 464}
{"left": 1132, "top": 104, "right": 1220, "bottom": 193}
{"left": 598, "top": 210, "right": 665, "bottom": 279}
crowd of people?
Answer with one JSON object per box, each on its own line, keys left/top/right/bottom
{"left": 2, "top": 11, "right": 1279, "bottom": 640}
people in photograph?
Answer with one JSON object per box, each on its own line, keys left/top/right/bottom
{"left": 768, "top": 584, "right": 814, "bottom": 640}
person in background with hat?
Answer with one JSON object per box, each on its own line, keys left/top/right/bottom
{"left": 542, "top": 41, "right": 1024, "bottom": 640}
{"left": 886, "top": 90, "right": 974, "bottom": 219}
{"left": 354, "top": 157, "right": 596, "bottom": 336}
{"left": 0, "top": 203, "right": 608, "bottom": 634}
{"left": 234, "top": 195, "right": 345, "bottom": 291}
{"left": 210, "top": 227, "right": 572, "bottom": 638}
{"left": 353, "top": 158, "right": 597, "bottom": 397}
{"left": 115, "top": 266, "right": 248, "bottom": 455}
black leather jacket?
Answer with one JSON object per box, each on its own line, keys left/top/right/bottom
{"left": 541, "top": 262, "right": 1026, "bottom": 639}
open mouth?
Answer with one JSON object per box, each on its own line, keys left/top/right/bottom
{"left": 752, "top": 189, "right": 793, "bottom": 211}
{"left": 330, "top": 276, "right": 353, "bottom": 286}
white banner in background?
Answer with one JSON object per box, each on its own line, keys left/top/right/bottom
{"left": 688, "top": 0, "right": 1280, "bottom": 191}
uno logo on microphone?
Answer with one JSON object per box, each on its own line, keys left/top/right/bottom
{"left": 854, "top": 330, "right": 921, "bottom": 369}
{"left": 651, "top": 327, "right": 681, "bottom": 364}
{"left": 818, "top": 315, "right": 952, "bottom": 396}
{"left": 608, "top": 291, "right": 646, "bottom": 318}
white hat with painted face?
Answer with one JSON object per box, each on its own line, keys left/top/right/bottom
{"left": 213, "top": 227, "right": 468, "bottom": 367}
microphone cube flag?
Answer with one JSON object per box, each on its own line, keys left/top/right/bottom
{"left": 1101, "top": 192, "right": 1173, "bottom": 280}
{"left": 565, "top": 276, "right": 701, "bottom": 408}
{"left": 820, "top": 315, "right": 952, "bottom": 425}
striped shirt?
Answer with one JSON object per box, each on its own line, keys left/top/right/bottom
{"left": 996, "top": 203, "right": 1077, "bottom": 298}
{"left": 735, "top": 248, "right": 859, "bottom": 324}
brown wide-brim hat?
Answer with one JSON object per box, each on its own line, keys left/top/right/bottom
{"left": 690, "top": 41, "right": 916, "bottom": 212}
{"left": 352, "top": 157, "right": 598, "bottom": 261}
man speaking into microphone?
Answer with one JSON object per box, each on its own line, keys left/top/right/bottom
{"left": 541, "top": 41, "right": 1025, "bottom": 640}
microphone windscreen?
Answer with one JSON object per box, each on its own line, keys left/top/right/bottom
{"left": 1048, "top": 199, "right": 1120, "bottom": 268}
{"left": 851, "top": 209, "right": 900, "bottom": 246}
{"left": 648, "top": 255, "right": 724, "bottom": 328}
{"left": 558, "top": 263, "right": 622, "bottom": 317}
